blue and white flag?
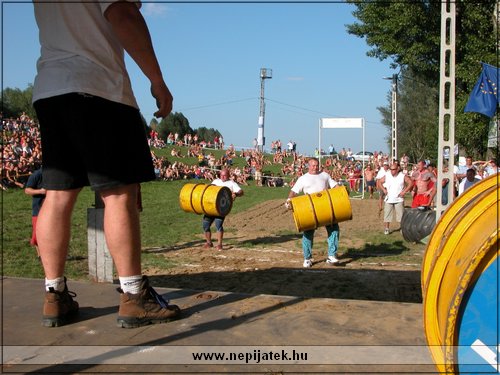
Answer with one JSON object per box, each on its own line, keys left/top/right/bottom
{"left": 464, "top": 63, "right": 499, "bottom": 118}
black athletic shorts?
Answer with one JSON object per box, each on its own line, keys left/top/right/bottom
{"left": 34, "top": 93, "right": 155, "bottom": 191}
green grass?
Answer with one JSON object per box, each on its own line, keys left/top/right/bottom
{"left": 140, "top": 180, "right": 288, "bottom": 249}
{"left": 2, "top": 147, "right": 424, "bottom": 280}
{"left": 2, "top": 179, "right": 289, "bottom": 280}
{"left": 2, "top": 186, "right": 94, "bottom": 278}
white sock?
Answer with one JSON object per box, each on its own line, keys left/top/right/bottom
{"left": 45, "top": 277, "right": 65, "bottom": 292}
{"left": 119, "top": 275, "right": 143, "bottom": 294}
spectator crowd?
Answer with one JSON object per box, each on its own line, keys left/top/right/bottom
{"left": 1, "top": 114, "right": 42, "bottom": 190}
{"left": 2, "top": 114, "right": 498, "bottom": 208}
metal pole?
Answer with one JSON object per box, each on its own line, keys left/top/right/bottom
{"left": 436, "top": 1, "right": 456, "bottom": 221}
{"left": 258, "top": 75, "right": 266, "bottom": 152}
{"left": 391, "top": 74, "right": 398, "bottom": 162}
{"left": 257, "top": 68, "right": 272, "bottom": 152}
{"left": 318, "top": 119, "right": 322, "bottom": 166}
{"left": 362, "top": 118, "right": 366, "bottom": 199}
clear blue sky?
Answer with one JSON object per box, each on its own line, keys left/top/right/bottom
{"left": 2, "top": 1, "right": 396, "bottom": 155}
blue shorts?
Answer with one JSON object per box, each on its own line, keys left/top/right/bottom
{"left": 203, "top": 215, "right": 225, "bottom": 232}
{"left": 34, "top": 93, "right": 155, "bottom": 191}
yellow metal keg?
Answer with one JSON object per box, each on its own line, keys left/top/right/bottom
{"left": 290, "top": 186, "right": 352, "bottom": 232}
{"left": 179, "top": 183, "right": 233, "bottom": 217}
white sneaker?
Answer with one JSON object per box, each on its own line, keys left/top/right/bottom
{"left": 384, "top": 228, "right": 390, "bottom": 235}
{"left": 326, "top": 255, "right": 339, "bottom": 264}
{"left": 303, "top": 259, "right": 313, "bottom": 268}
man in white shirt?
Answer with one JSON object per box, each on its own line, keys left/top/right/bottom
{"left": 455, "top": 156, "right": 476, "bottom": 182}
{"left": 203, "top": 169, "right": 243, "bottom": 250}
{"left": 286, "top": 158, "right": 340, "bottom": 268}
{"left": 484, "top": 158, "right": 499, "bottom": 177}
{"left": 376, "top": 162, "right": 413, "bottom": 235}
{"left": 458, "top": 168, "right": 481, "bottom": 195}
{"left": 375, "top": 161, "right": 390, "bottom": 213}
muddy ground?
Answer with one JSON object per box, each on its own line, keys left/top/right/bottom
{"left": 145, "top": 198, "right": 425, "bottom": 304}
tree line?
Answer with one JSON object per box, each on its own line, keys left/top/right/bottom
{"left": 1, "top": 86, "right": 221, "bottom": 143}
{"left": 347, "top": 0, "right": 498, "bottom": 161}
{"left": 149, "top": 113, "right": 221, "bottom": 144}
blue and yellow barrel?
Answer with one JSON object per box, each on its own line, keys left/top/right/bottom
{"left": 179, "top": 183, "right": 233, "bottom": 217}
{"left": 290, "top": 186, "right": 352, "bottom": 232}
{"left": 422, "top": 173, "right": 500, "bottom": 374}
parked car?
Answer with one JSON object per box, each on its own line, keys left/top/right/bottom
{"left": 352, "top": 151, "right": 374, "bottom": 162}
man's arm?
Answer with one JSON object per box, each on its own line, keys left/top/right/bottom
{"left": 104, "top": 1, "right": 172, "bottom": 118}
{"left": 328, "top": 175, "right": 338, "bottom": 189}
{"left": 427, "top": 181, "right": 437, "bottom": 203}
{"left": 376, "top": 176, "right": 385, "bottom": 192}
{"left": 285, "top": 190, "right": 297, "bottom": 210}
{"left": 25, "top": 187, "right": 46, "bottom": 197}
{"left": 401, "top": 176, "right": 413, "bottom": 197}
{"left": 233, "top": 183, "right": 244, "bottom": 198}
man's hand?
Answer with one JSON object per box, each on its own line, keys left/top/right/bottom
{"left": 151, "top": 81, "right": 173, "bottom": 118}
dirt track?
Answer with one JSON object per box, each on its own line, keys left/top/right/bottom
{"left": 145, "top": 198, "right": 425, "bottom": 304}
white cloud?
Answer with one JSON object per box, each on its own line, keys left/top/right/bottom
{"left": 142, "top": 3, "right": 169, "bottom": 18}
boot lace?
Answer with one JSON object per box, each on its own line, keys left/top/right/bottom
{"left": 148, "top": 286, "right": 169, "bottom": 308}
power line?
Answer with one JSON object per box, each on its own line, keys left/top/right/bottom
{"left": 177, "top": 97, "right": 257, "bottom": 112}
{"left": 143, "top": 95, "right": 383, "bottom": 127}
{"left": 266, "top": 97, "right": 382, "bottom": 126}
{"left": 266, "top": 97, "right": 333, "bottom": 116}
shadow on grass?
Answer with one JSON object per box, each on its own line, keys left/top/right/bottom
{"left": 143, "top": 239, "right": 208, "bottom": 253}
{"left": 236, "top": 233, "right": 301, "bottom": 247}
{"left": 343, "top": 240, "right": 411, "bottom": 259}
{"left": 144, "top": 233, "right": 300, "bottom": 253}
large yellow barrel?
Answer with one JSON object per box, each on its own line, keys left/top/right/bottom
{"left": 179, "top": 183, "right": 233, "bottom": 217}
{"left": 290, "top": 186, "right": 352, "bottom": 232}
{"left": 422, "top": 173, "right": 500, "bottom": 374}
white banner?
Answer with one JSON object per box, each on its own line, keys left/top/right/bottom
{"left": 321, "top": 118, "right": 363, "bottom": 129}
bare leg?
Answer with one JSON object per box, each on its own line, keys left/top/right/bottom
{"left": 36, "top": 189, "right": 81, "bottom": 279}
{"left": 204, "top": 231, "right": 212, "bottom": 244}
{"left": 100, "top": 184, "right": 142, "bottom": 277}
{"left": 216, "top": 231, "right": 223, "bottom": 247}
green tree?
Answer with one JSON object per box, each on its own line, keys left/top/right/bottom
{"left": 156, "top": 112, "right": 193, "bottom": 141}
{"left": 2, "top": 85, "right": 36, "bottom": 120}
{"left": 196, "top": 126, "right": 221, "bottom": 143}
{"left": 149, "top": 118, "right": 159, "bottom": 132}
{"left": 379, "top": 69, "right": 439, "bottom": 163}
{"left": 347, "top": 0, "right": 497, "bottom": 158}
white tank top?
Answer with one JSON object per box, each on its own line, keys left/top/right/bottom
{"left": 385, "top": 172, "right": 405, "bottom": 203}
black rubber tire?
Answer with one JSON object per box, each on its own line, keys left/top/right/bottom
{"left": 401, "top": 208, "right": 436, "bottom": 243}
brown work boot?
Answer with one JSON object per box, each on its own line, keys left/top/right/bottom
{"left": 42, "top": 278, "right": 79, "bottom": 327}
{"left": 117, "top": 276, "right": 181, "bottom": 328}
